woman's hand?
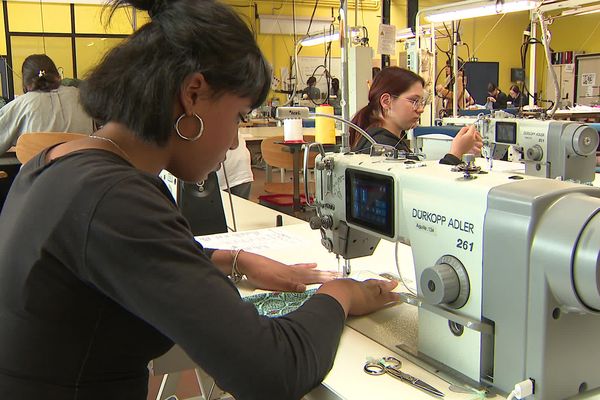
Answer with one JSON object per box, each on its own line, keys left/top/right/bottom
{"left": 317, "top": 279, "right": 401, "bottom": 317}
{"left": 237, "top": 251, "right": 338, "bottom": 292}
{"left": 449, "top": 125, "right": 483, "bottom": 159}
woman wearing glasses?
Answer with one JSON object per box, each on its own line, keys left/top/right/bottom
{"left": 350, "top": 67, "right": 482, "bottom": 165}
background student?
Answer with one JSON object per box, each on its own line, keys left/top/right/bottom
{"left": 0, "top": 54, "right": 94, "bottom": 154}
{"left": 351, "top": 67, "right": 482, "bottom": 165}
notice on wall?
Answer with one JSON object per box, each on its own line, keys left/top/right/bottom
{"left": 586, "top": 85, "right": 595, "bottom": 97}
{"left": 581, "top": 73, "right": 596, "bottom": 86}
{"left": 377, "top": 23, "right": 397, "bottom": 55}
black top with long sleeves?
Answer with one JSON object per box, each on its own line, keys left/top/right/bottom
{"left": 0, "top": 149, "right": 344, "bottom": 400}
{"left": 492, "top": 91, "right": 509, "bottom": 109}
{"left": 353, "top": 126, "right": 461, "bottom": 165}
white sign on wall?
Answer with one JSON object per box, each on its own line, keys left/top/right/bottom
{"left": 377, "top": 24, "right": 397, "bottom": 55}
{"left": 581, "top": 73, "right": 596, "bottom": 86}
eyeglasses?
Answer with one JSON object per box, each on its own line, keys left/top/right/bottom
{"left": 393, "top": 96, "right": 430, "bottom": 110}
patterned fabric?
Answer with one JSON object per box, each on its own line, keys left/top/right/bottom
{"left": 244, "top": 289, "right": 317, "bottom": 318}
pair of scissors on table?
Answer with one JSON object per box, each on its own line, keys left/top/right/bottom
{"left": 364, "top": 356, "right": 445, "bottom": 398}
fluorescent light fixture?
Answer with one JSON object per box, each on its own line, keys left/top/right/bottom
{"left": 424, "top": 0, "right": 537, "bottom": 23}
{"left": 396, "top": 28, "right": 416, "bottom": 40}
{"left": 300, "top": 31, "right": 339, "bottom": 46}
{"left": 396, "top": 27, "right": 431, "bottom": 41}
{"left": 561, "top": 4, "right": 600, "bottom": 16}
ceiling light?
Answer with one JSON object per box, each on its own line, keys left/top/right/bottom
{"left": 299, "top": 32, "right": 339, "bottom": 47}
{"left": 396, "top": 27, "right": 431, "bottom": 41}
{"left": 396, "top": 28, "right": 415, "bottom": 40}
{"left": 424, "top": 0, "right": 538, "bottom": 23}
{"left": 561, "top": 4, "right": 600, "bottom": 16}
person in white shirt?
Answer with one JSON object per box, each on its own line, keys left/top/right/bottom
{"left": 0, "top": 54, "right": 94, "bottom": 155}
{"left": 216, "top": 133, "right": 253, "bottom": 199}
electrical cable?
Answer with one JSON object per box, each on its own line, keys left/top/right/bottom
{"left": 220, "top": 162, "right": 238, "bottom": 233}
{"left": 39, "top": 0, "right": 47, "bottom": 54}
{"left": 305, "top": 0, "right": 320, "bottom": 37}
{"left": 292, "top": 0, "right": 297, "bottom": 45}
{"left": 577, "top": 16, "right": 600, "bottom": 54}
{"left": 395, "top": 242, "right": 416, "bottom": 296}
{"left": 538, "top": 11, "right": 559, "bottom": 117}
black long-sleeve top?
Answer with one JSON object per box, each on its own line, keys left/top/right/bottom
{"left": 353, "top": 126, "right": 462, "bottom": 165}
{"left": 0, "top": 149, "right": 345, "bottom": 400}
{"left": 492, "top": 91, "right": 509, "bottom": 109}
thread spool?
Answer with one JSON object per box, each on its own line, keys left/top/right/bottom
{"left": 315, "top": 105, "right": 336, "bottom": 144}
{"left": 283, "top": 119, "right": 303, "bottom": 143}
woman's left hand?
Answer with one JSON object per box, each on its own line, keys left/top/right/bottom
{"left": 237, "top": 251, "right": 338, "bottom": 292}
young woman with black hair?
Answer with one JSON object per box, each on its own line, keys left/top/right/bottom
{"left": 0, "top": 0, "right": 399, "bottom": 399}
{"left": 0, "top": 54, "right": 94, "bottom": 154}
{"left": 350, "top": 67, "right": 482, "bottom": 165}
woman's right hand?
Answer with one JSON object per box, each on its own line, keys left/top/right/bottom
{"left": 449, "top": 125, "right": 483, "bottom": 159}
{"left": 316, "top": 278, "right": 401, "bottom": 317}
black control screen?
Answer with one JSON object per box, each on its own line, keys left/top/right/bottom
{"left": 346, "top": 169, "right": 394, "bottom": 238}
{"left": 495, "top": 121, "right": 517, "bottom": 144}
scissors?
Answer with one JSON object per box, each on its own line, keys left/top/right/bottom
{"left": 363, "top": 356, "right": 445, "bottom": 398}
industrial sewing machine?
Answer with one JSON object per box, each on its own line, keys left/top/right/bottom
{"left": 442, "top": 116, "right": 599, "bottom": 184}
{"left": 311, "top": 151, "right": 600, "bottom": 399}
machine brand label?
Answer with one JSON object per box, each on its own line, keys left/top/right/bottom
{"left": 522, "top": 130, "right": 546, "bottom": 143}
{"left": 411, "top": 208, "right": 474, "bottom": 234}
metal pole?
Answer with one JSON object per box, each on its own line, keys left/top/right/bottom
{"left": 340, "top": 0, "right": 351, "bottom": 153}
{"left": 452, "top": 20, "right": 458, "bottom": 117}
{"left": 430, "top": 22, "right": 436, "bottom": 125}
{"left": 381, "top": 0, "right": 391, "bottom": 68}
{"left": 528, "top": 11, "right": 537, "bottom": 108}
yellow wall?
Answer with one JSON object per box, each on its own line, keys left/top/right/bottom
{"left": 2, "top": 1, "right": 136, "bottom": 95}
{"left": 1, "top": 0, "right": 599, "bottom": 104}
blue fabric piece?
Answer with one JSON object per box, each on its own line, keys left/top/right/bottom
{"left": 244, "top": 288, "right": 317, "bottom": 317}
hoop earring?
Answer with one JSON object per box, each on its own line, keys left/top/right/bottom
{"left": 175, "top": 113, "right": 204, "bottom": 141}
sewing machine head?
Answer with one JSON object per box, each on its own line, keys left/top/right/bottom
{"left": 447, "top": 116, "right": 599, "bottom": 183}
{"left": 313, "top": 152, "right": 600, "bottom": 399}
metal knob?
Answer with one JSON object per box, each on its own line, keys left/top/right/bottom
{"left": 527, "top": 145, "right": 543, "bottom": 161}
{"left": 571, "top": 125, "right": 599, "bottom": 156}
{"left": 309, "top": 215, "right": 333, "bottom": 230}
{"left": 309, "top": 216, "right": 322, "bottom": 230}
{"left": 420, "top": 255, "right": 470, "bottom": 309}
{"left": 462, "top": 154, "right": 475, "bottom": 164}
{"left": 420, "top": 264, "right": 460, "bottom": 305}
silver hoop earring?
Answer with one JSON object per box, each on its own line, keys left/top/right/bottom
{"left": 175, "top": 113, "right": 204, "bottom": 141}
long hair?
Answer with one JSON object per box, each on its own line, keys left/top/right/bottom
{"left": 331, "top": 78, "right": 339, "bottom": 96}
{"left": 80, "top": 0, "right": 271, "bottom": 145}
{"left": 22, "top": 54, "right": 61, "bottom": 93}
{"left": 350, "top": 67, "right": 424, "bottom": 148}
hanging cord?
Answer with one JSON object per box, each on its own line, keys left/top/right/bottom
{"left": 39, "top": 0, "right": 47, "bottom": 53}
{"left": 395, "top": 242, "right": 416, "bottom": 296}
{"left": 577, "top": 17, "right": 600, "bottom": 55}
{"left": 468, "top": 13, "right": 506, "bottom": 69}
{"left": 537, "top": 11, "right": 559, "bottom": 117}
{"left": 220, "top": 162, "right": 238, "bottom": 233}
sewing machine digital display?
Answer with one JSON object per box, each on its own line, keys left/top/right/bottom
{"left": 494, "top": 121, "right": 517, "bottom": 144}
{"left": 345, "top": 169, "right": 394, "bottom": 238}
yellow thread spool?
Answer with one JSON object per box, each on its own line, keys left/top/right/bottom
{"left": 315, "top": 105, "right": 336, "bottom": 144}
